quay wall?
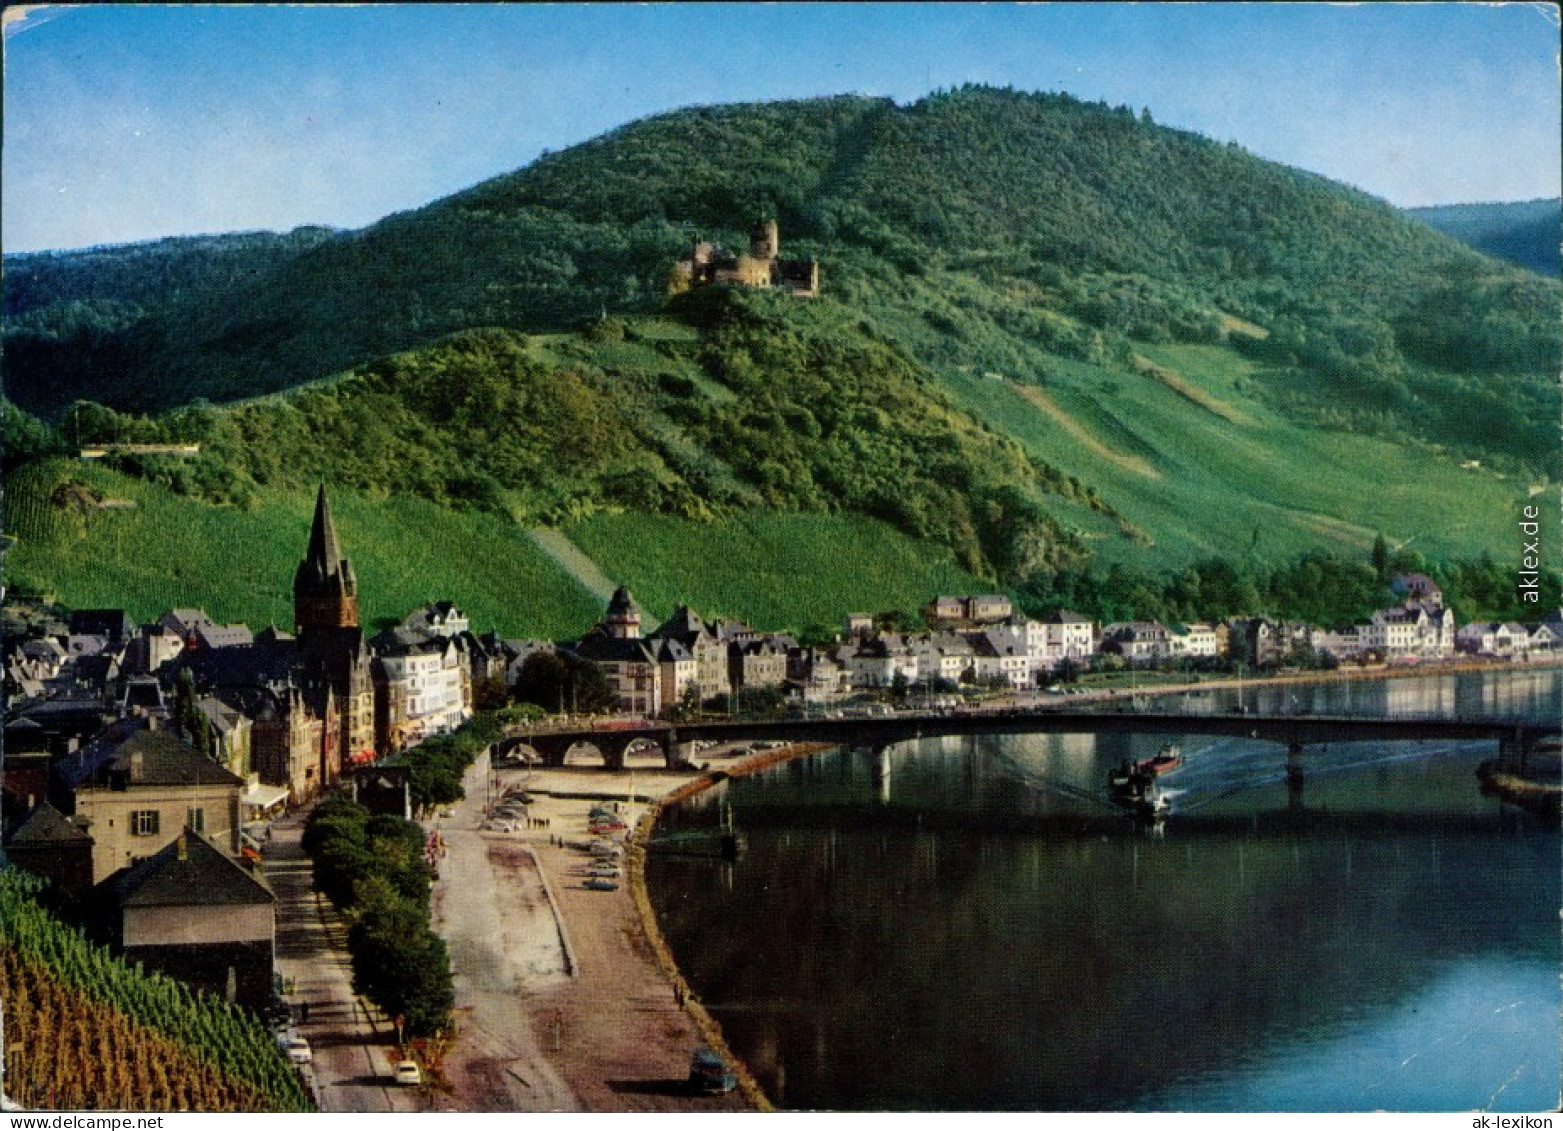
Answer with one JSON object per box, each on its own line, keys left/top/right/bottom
{"left": 627, "top": 741, "right": 836, "bottom": 1113}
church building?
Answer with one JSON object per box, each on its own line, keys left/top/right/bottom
{"left": 293, "top": 486, "right": 376, "bottom": 775}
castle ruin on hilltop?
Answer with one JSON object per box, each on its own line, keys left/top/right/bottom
{"left": 669, "top": 218, "right": 819, "bottom": 298}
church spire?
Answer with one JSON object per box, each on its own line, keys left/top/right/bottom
{"left": 301, "top": 484, "right": 345, "bottom": 589}
{"left": 294, "top": 485, "right": 358, "bottom": 632}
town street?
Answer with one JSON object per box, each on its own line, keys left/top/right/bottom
{"left": 265, "top": 811, "right": 426, "bottom": 1113}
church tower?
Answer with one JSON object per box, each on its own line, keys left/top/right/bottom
{"left": 292, "top": 485, "right": 374, "bottom": 775}
{"left": 294, "top": 485, "right": 359, "bottom": 634}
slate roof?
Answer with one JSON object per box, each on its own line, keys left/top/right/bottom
{"left": 6, "top": 802, "right": 92, "bottom": 846}
{"left": 111, "top": 828, "right": 273, "bottom": 909}
{"left": 61, "top": 724, "right": 244, "bottom": 792}
{"left": 650, "top": 637, "right": 694, "bottom": 663}
{"left": 180, "top": 637, "right": 299, "bottom": 690}
{"left": 568, "top": 629, "right": 657, "bottom": 665}
{"left": 294, "top": 485, "right": 356, "bottom": 596}
{"left": 649, "top": 605, "right": 713, "bottom": 645}
{"left": 193, "top": 623, "right": 254, "bottom": 649}
{"left": 159, "top": 608, "right": 216, "bottom": 636}
{"left": 605, "top": 586, "right": 642, "bottom": 620}
{"left": 1042, "top": 608, "right": 1093, "bottom": 625}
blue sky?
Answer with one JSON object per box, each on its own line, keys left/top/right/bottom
{"left": 3, "top": 2, "right": 1559, "bottom": 253}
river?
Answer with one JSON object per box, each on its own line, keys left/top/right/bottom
{"left": 645, "top": 667, "right": 1562, "bottom": 1111}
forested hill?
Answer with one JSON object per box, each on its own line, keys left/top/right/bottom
{"left": 5, "top": 87, "right": 1556, "bottom": 430}
{"left": 4, "top": 87, "right": 1559, "bottom": 619}
{"left": 1406, "top": 198, "right": 1562, "bottom": 278}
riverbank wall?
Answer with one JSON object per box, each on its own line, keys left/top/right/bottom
{"left": 627, "top": 741, "right": 837, "bottom": 1114}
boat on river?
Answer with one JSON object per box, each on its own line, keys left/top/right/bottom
{"left": 1138, "top": 745, "right": 1182, "bottom": 775}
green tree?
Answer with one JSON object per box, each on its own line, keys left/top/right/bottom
{"left": 346, "top": 879, "right": 454, "bottom": 1038}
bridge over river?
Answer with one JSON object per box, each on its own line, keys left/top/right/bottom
{"left": 496, "top": 707, "right": 1559, "bottom": 779}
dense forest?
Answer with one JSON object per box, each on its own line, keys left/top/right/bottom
{"left": 6, "top": 88, "right": 1556, "bottom": 470}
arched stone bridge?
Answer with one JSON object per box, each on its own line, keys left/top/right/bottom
{"left": 494, "top": 709, "right": 1559, "bottom": 773}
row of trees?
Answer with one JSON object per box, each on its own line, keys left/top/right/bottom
{"left": 301, "top": 795, "right": 452, "bottom": 1037}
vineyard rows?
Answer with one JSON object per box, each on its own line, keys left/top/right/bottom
{"left": 0, "top": 870, "right": 311, "bottom": 1111}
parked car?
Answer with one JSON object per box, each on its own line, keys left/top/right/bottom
{"left": 689, "top": 1046, "right": 736, "bottom": 1094}
{"left": 393, "top": 1060, "right": 422, "bottom": 1087}
{"left": 284, "top": 1037, "right": 313, "bottom": 1065}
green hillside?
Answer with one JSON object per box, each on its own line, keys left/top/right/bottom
{"left": 3, "top": 457, "right": 996, "bottom": 637}
{"left": 3, "top": 87, "right": 1558, "bottom": 628}
{"left": 1407, "top": 199, "right": 1561, "bottom": 278}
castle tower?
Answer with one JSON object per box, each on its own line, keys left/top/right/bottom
{"left": 750, "top": 218, "right": 779, "bottom": 261}
{"left": 294, "top": 485, "right": 359, "bottom": 634}
{"left": 603, "top": 586, "right": 642, "bottom": 640}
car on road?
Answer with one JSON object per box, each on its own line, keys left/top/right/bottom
{"left": 393, "top": 1060, "right": 422, "bottom": 1087}
{"left": 583, "top": 878, "right": 619, "bottom": 891}
{"left": 689, "top": 1046, "right": 737, "bottom": 1094}
{"left": 284, "top": 1037, "right": 313, "bottom": 1065}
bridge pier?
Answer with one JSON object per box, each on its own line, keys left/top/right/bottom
{"left": 1286, "top": 741, "right": 1306, "bottom": 799}
{"left": 660, "top": 730, "right": 698, "bottom": 770}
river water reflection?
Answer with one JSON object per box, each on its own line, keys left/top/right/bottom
{"left": 645, "top": 668, "right": 1562, "bottom": 1111}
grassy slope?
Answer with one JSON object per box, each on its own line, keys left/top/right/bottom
{"left": 934, "top": 341, "right": 1530, "bottom": 569}
{"left": 6, "top": 459, "right": 990, "bottom": 637}
{"left": 565, "top": 510, "right": 987, "bottom": 632}
{"left": 4, "top": 460, "right": 602, "bottom": 639}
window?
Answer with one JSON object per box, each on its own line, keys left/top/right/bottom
{"left": 131, "top": 810, "right": 160, "bottom": 837}
{"left": 187, "top": 807, "right": 205, "bottom": 833}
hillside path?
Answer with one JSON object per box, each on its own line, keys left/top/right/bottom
{"left": 525, "top": 528, "right": 617, "bottom": 603}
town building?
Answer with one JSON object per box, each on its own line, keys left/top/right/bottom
{"left": 3, "top": 801, "right": 96, "bottom": 901}
{"left": 568, "top": 587, "right": 665, "bottom": 716}
{"left": 293, "top": 486, "right": 376, "bottom": 772}
{"left": 923, "top": 594, "right": 1015, "bottom": 628}
{"left": 108, "top": 829, "right": 275, "bottom": 1013}
{"left": 1039, "top": 609, "right": 1098, "bottom": 664}
{"left": 1167, "top": 623, "right": 1219, "bottom": 658}
{"left": 53, "top": 719, "right": 244, "bottom": 885}
{"left": 648, "top": 606, "right": 732, "bottom": 702}
{"left": 1102, "top": 621, "right": 1172, "bottom": 662}
{"left": 370, "top": 629, "right": 472, "bottom": 753}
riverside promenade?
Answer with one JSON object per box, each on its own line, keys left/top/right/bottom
{"left": 429, "top": 749, "right": 756, "bottom": 1112}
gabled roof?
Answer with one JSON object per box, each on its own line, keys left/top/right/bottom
{"left": 1041, "top": 608, "right": 1093, "bottom": 625}
{"left": 159, "top": 608, "right": 216, "bottom": 636}
{"left": 7, "top": 802, "right": 92, "bottom": 846}
{"left": 650, "top": 605, "right": 712, "bottom": 644}
{"left": 193, "top": 623, "right": 254, "bottom": 649}
{"left": 651, "top": 637, "right": 693, "bottom": 663}
{"left": 112, "top": 828, "right": 273, "bottom": 909}
{"left": 64, "top": 723, "right": 244, "bottom": 791}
